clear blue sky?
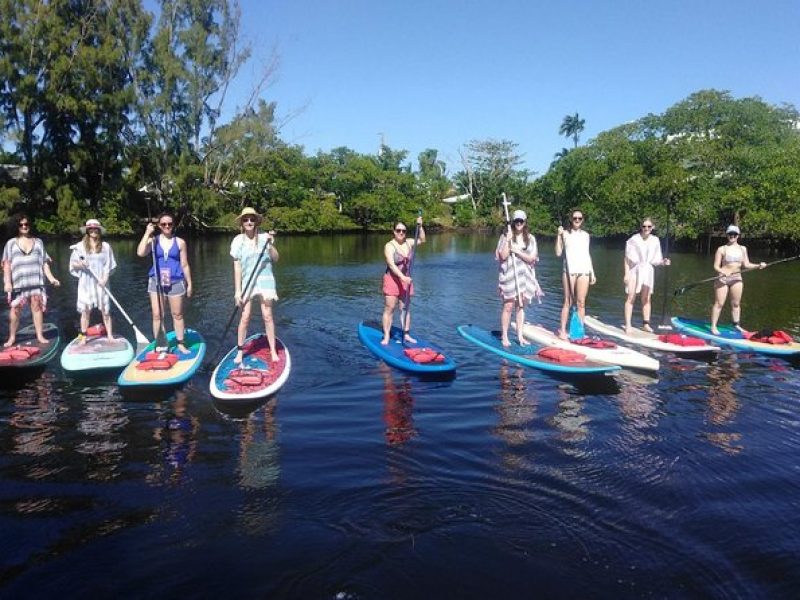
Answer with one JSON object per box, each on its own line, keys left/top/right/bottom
{"left": 226, "top": 0, "right": 799, "bottom": 176}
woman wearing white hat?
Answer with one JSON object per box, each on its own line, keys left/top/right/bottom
{"left": 69, "top": 218, "right": 116, "bottom": 342}
{"left": 495, "top": 209, "right": 542, "bottom": 347}
{"left": 230, "top": 207, "right": 279, "bottom": 364}
{"left": 710, "top": 224, "right": 765, "bottom": 334}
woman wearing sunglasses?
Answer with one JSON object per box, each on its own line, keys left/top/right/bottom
{"left": 555, "top": 209, "right": 595, "bottom": 340}
{"left": 710, "top": 224, "right": 765, "bottom": 334}
{"left": 381, "top": 216, "right": 425, "bottom": 345}
{"left": 623, "top": 218, "right": 670, "bottom": 333}
{"left": 2, "top": 214, "right": 61, "bottom": 346}
{"left": 137, "top": 211, "right": 193, "bottom": 353}
{"left": 495, "top": 209, "right": 543, "bottom": 347}
{"left": 230, "top": 207, "right": 279, "bottom": 364}
{"left": 69, "top": 219, "right": 117, "bottom": 342}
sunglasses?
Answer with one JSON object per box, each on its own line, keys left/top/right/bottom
{"left": 572, "top": 216, "right": 583, "bottom": 222}
{"left": 18, "top": 222, "right": 30, "bottom": 227}
{"left": 242, "top": 217, "right": 257, "bottom": 223}
{"left": 641, "top": 224, "right": 653, "bottom": 229}
{"left": 727, "top": 233, "right": 739, "bottom": 237}
{"left": 513, "top": 219, "right": 525, "bottom": 225}
{"left": 87, "top": 227, "right": 100, "bottom": 232}
{"left": 159, "top": 222, "right": 173, "bottom": 227}
{"left": 395, "top": 228, "right": 407, "bottom": 233}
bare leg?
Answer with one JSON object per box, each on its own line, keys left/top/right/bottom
{"left": 31, "top": 296, "right": 48, "bottom": 344}
{"left": 558, "top": 271, "right": 571, "bottom": 339}
{"left": 149, "top": 292, "right": 163, "bottom": 340}
{"left": 168, "top": 294, "right": 189, "bottom": 353}
{"left": 4, "top": 306, "right": 21, "bottom": 346}
{"left": 381, "top": 295, "right": 398, "bottom": 344}
{"left": 624, "top": 289, "right": 636, "bottom": 332}
{"left": 102, "top": 310, "right": 113, "bottom": 339}
{"left": 640, "top": 287, "right": 653, "bottom": 331}
{"left": 574, "top": 275, "right": 590, "bottom": 323}
{"left": 729, "top": 281, "right": 744, "bottom": 330}
{"left": 401, "top": 299, "right": 416, "bottom": 343}
{"left": 516, "top": 303, "right": 528, "bottom": 345}
{"left": 80, "top": 308, "right": 91, "bottom": 342}
{"left": 710, "top": 282, "right": 728, "bottom": 334}
{"left": 260, "top": 299, "right": 279, "bottom": 362}
{"left": 500, "top": 299, "right": 514, "bottom": 346}
{"left": 235, "top": 301, "right": 252, "bottom": 364}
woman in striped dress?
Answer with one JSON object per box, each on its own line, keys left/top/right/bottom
{"left": 69, "top": 219, "right": 117, "bottom": 342}
{"left": 230, "top": 207, "right": 279, "bottom": 364}
{"left": 495, "top": 209, "right": 543, "bottom": 347}
{"left": 2, "top": 214, "right": 61, "bottom": 346}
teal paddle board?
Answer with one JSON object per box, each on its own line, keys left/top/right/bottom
{"left": 118, "top": 329, "right": 206, "bottom": 388}
{"left": 60, "top": 333, "right": 134, "bottom": 372}
{"left": 672, "top": 317, "right": 800, "bottom": 357}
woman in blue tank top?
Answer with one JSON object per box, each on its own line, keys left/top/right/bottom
{"left": 136, "top": 212, "right": 194, "bottom": 353}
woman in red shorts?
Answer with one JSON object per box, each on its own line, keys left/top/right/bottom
{"left": 381, "top": 216, "right": 425, "bottom": 345}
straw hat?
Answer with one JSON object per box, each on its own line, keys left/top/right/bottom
{"left": 80, "top": 218, "right": 106, "bottom": 235}
{"left": 235, "top": 207, "right": 262, "bottom": 224}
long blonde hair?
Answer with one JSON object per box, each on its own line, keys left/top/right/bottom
{"left": 81, "top": 233, "right": 102, "bottom": 254}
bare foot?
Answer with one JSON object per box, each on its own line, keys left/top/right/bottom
{"left": 79, "top": 334, "right": 87, "bottom": 345}
{"left": 380, "top": 338, "right": 390, "bottom": 346}
{"left": 3, "top": 338, "right": 15, "bottom": 348}
{"left": 642, "top": 324, "right": 654, "bottom": 333}
{"left": 734, "top": 325, "right": 747, "bottom": 333}
{"left": 624, "top": 326, "right": 633, "bottom": 334}
{"left": 177, "top": 343, "right": 190, "bottom": 354}
{"left": 37, "top": 337, "right": 50, "bottom": 344}
{"left": 404, "top": 333, "right": 417, "bottom": 344}
{"left": 271, "top": 352, "right": 279, "bottom": 363}
{"left": 501, "top": 337, "right": 511, "bottom": 348}
{"left": 557, "top": 330, "right": 569, "bottom": 341}
{"left": 518, "top": 337, "right": 529, "bottom": 347}
{"left": 710, "top": 327, "right": 720, "bottom": 335}
{"left": 234, "top": 350, "right": 243, "bottom": 364}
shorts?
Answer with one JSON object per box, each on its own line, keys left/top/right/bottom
{"left": 717, "top": 273, "right": 743, "bottom": 287}
{"left": 382, "top": 272, "right": 414, "bottom": 298}
{"left": 148, "top": 277, "right": 186, "bottom": 297}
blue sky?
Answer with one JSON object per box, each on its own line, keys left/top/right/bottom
{"left": 224, "top": 0, "right": 799, "bottom": 176}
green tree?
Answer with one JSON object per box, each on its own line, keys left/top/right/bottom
{"left": 559, "top": 112, "right": 586, "bottom": 148}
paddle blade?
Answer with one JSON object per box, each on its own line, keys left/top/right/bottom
{"left": 133, "top": 326, "right": 150, "bottom": 346}
{"left": 568, "top": 308, "right": 585, "bottom": 339}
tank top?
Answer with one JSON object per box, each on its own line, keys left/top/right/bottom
{"left": 148, "top": 235, "right": 184, "bottom": 281}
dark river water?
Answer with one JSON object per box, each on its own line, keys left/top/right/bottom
{"left": 2, "top": 232, "right": 800, "bottom": 598}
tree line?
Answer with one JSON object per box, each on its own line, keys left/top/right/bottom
{"left": 2, "top": 2, "right": 799, "bottom": 243}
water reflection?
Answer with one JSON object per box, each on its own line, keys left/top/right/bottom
{"left": 147, "top": 391, "right": 200, "bottom": 485}
{"left": 703, "top": 355, "right": 743, "bottom": 454}
{"left": 614, "top": 371, "right": 661, "bottom": 430}
{"left": 493, "top": 364, "right": 538, "bottom": 472}
{"left": 9, "top": 372, "right": 66, "bottom": 480}
{"left": 381, "top": 365, "right": 416, "bottom": 446}
{"left": 550, "top": 386, "right": 590, "bottom": 446}
{"left": 75, "top": 386, "right": 128, "bottom": 481}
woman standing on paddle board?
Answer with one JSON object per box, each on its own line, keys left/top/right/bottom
{"left": 623, "top": 217, "right": 670, "bottom": 333}
{"left": 136, "top": 211, "right": 193, "bottom": 353}
{"left": 381, "top": 216, "right": 425, "bottom": 345}
{"left": 3, "top": 214, "right": 61, "bottom": 347}
{"left": 555, "top": 209, "right": 595, "bottom": 340}
{"left": 495, "top": 209, "right": 542, "bottom": 347}
{"left": 230, "top": 207, "right": 279, "bottom": 364}
{"left": 710, "top": 224, "right": 765, "bottom": 335}
{"left": 69, "top": 219, "right": 116, "bottom": 342}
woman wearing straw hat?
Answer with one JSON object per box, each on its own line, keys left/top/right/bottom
{"left": 69, "top": 218, "right": 117, "bottom": 342}
{"left": 3, "top": 213, "right": 61, "bottom": 346}
{"left": 136, "top": 211, "right": 193, "bottom": 353}
{"left": 230, "top": 207, "right": 279, "bottom": 364}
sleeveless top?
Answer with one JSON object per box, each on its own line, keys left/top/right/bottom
{"left": 147, "top": 235, "right": 184, "bottom": 281}
{"left": 722, "top": 246, "right": 743, "bottom": 264}
{"left": 386, "top": 242, "right": 413, "bottom": 276}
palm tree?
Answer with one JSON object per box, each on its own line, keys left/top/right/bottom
{"left": 559, "top": 113, "right": 586, "bottom": 148}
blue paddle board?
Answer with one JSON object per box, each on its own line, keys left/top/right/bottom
{"left": 118, "top": 329, "right": 206, "bottom": 388}
{"left": 210, "top": 333, "right": 291, "bottom": 401}
{"left": 358, "top": 321, "right": 456, "bottom": 375}
{"left": 60, "top": 333, "right": 134, "bottom": 372}
{"left": 457, "top": 324, "right": 620, "bottom": 375}
{"left": 672, "top": 317, "right": 800, "bottom": 358}
{"left": 0, "top": 323, "right": 60, "bottom": 370}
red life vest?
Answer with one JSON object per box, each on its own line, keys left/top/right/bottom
{"left": 571, "top": 337, "right": 617, "bottom": 349}
{"left": 746, "top": 329, "right": 794, "bottom": 345}
{"left": 537, "top": 347, "right": 587, "bottom": 363}
{"left": 86, "top": 324, "right": 107, "bottom": 337}
{"left": 136, "top": 350, "right": 179, "bottom": 370}
{"left": 0, "top": 345, "right": 41, "bottom": 362}
{"left": 658, "top": 333, "right": 707, "bottom": 347}
{"left": 403, "top": 347, "right": 446, "bottom": 364}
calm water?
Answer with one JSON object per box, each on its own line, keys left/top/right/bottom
{"left": 2, "top": 232, "right": 800, "bottom": 598}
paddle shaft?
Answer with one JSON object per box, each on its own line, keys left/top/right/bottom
{"left": 150, "top": 237, "right": 168, "bottom": 347}
{"left": 402, "top": 211, "right": 422, "bottom": 335}
{"left": 657, "top": 199, "right": 672, "bottom": 329}
{"left": 78, "top": 255, "right": 150, "bottom": 345}
{"left": 674, "top": 254, "right": 800, "bottom": 296}
{"left": 501, "top": 193, "right": 524, "bottom": 307}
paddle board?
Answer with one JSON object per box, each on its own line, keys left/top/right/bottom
{"left": 457, "top": 324, "right": 619, "bottom": 375}
{"left": 210, "top": 333, "right": 291, "bottom": 400}
{"left": 358, "top": 321, "right": 456, "bottom": 375}
{"left": 118, "top": 329, "right": 206, "bottom": 388}
{"left": 520, "top": 322, "right": 660, "bottom": 372}
{"left": 672, "top": 317, "right": 800, "bottom": 358}
{"left": 584, "top": 316, "right": 720, "bottom": 356}
{"left": 0, "top": 323, "right": 60, "bottom": 370}
{"left": 60, "top": 332, "right": 135, "bottom": 372}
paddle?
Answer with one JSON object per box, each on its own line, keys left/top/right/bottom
{"left": 150, "top": 237, "right": 168, "bottom": 349}
{"left": 76, "top": 252, "right": 150, "bottom": 345}
{"left": 559, "top": 224, "right": 585, "bottom": 339}
{"left": 205, "top": 232, "right": 273, "bottom": 369}
{"left": 500, "top": 193, "right": 523, "bottom": 307}
{"left": 673, "top": 254, "right": 800, "bottom": 297}
{"left": 401, "top": 210, "right": 422, "bottom": 342}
